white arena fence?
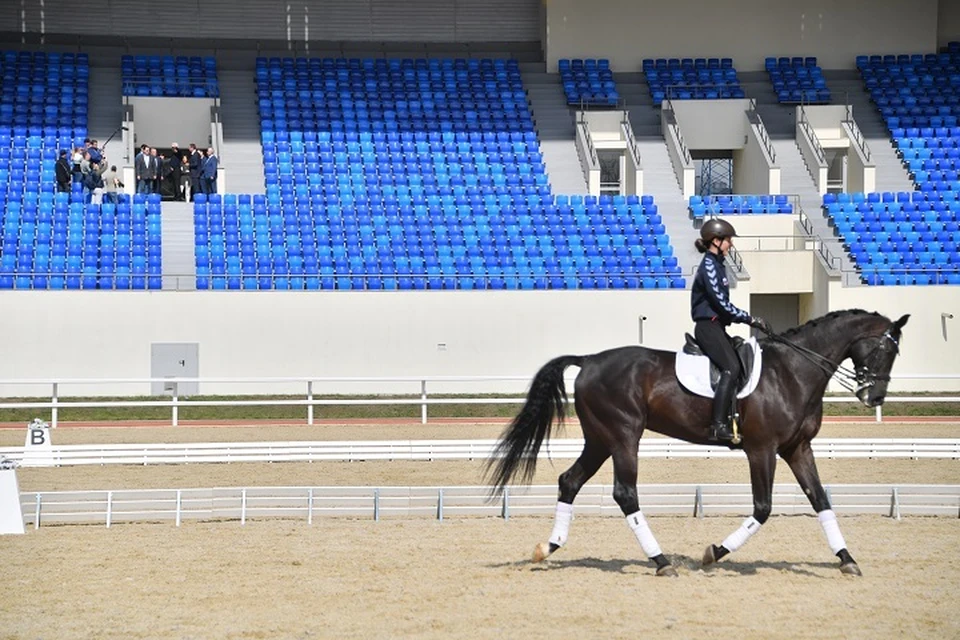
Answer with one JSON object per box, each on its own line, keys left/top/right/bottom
{"left": 0, "top": 373, "right": 958, "bottom": 427}
{"left": 17, "top": 484, "right": 960, "bottom": 528}
{"left": 2, "top": 438, "right": 959, "bottom": 466}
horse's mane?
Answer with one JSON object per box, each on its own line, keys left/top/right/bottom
{"left": 776, "top": 308, "right": 885, "bottom": 340}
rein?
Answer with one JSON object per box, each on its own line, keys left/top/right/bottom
{"left": 763, "top": 332, "right": 861, "bottom": 393}
{"left": 762, "top": 327, "right": 900, "bottom": 394}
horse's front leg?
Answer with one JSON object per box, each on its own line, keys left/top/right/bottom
{"left": 703, "top": 447, "right": 775, "bottom": 567}
{"left": 783, "top": 440, "right": 862, "bottom": 576}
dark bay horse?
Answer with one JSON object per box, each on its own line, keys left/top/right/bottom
{"left": 485, "top": 309, "right": 909, "bottom": 577}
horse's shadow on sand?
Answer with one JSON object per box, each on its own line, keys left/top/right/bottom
{"left": 488, "top": 554, "right": 839, "bottom": 578}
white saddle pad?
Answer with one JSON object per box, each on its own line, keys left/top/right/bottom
{"left": 675, "top": 337, "right": 763, "bottom": 399}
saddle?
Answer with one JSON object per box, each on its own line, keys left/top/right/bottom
{"left": 675, "top": 335, "right": 762, "bottom": 399}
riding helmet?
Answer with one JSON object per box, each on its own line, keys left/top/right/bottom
{"left": 700, "top": 218, "right": 738, "bottom": 242}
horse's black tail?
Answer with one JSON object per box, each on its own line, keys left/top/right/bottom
{"left": 484, "top": 355, "right": 584, "bottom": 496}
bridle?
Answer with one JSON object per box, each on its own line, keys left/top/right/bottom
{"left": 764, "top": 328, "right": 900, "bottom": 395}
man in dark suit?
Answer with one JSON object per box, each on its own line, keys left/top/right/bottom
{"left": 168, "top": 143, "right": 184, "bottom": 200}
{"left": 201, "top": 147, "right": 219, "bottom": 194}
{"left": 134, "top": 144, "right": 151, "bottom": 194}
{"left": 55, "top": 150, "right": 72, "bottom": 193}
{"left": 188, "top": 143, "right": 203, "bottom": 200}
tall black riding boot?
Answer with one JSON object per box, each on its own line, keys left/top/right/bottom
{"left": 708, "top": 371, "right": 737, "bottom": 442}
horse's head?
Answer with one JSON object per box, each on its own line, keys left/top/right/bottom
{"left": 849, "top": 314, "right": 909, "bottom": 407}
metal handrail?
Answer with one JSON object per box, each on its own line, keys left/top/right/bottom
{"left": 121, "top": 75, "right": 214, "bottom": 87}
{"left": 577, "top": 96, "right": 627, "bottom": 111}
{"left": 843, "top": 116, "right": 872, "bottom": 162}
{"left": 621, "top": 111, "right": 643, "bottom": 169}
{"left": 664, "top": 83, "right": 739, "bottom": 101}
{"left": 797, "top": 105, "right": 827, "bottom": 165}
{"left": 662, "top": 98, "right": 691, "bottom": 164}
{"left": 575, "top": 114, "right": 599, "bottom": 168}
{"left": 747, "top": 98, "right": 777, "bottom": 163}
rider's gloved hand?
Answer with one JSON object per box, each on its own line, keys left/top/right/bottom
{"left": 750, "top": 316, "right": 773, "bottom": 334}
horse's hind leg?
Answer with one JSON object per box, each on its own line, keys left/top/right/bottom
{"left": 784, "top": 441, "right": 862, "bottom": 576}
{"left": 532, "top": 438, "right": 608, "bottom": 562}
{"left": 610, "top": 449, "right": 677, "bottom": 577}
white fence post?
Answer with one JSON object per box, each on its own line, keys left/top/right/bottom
{"left": 51, "top": 382, "right": 58, "bottom": 429}
{"left": 105, "top": 490, "right": 113, "bottom": 528}
{"left": 307, "top": 488, "right": 313, "bottom": 525}
{"left": 240, "top": 488, "right": 247, "bottom": 525}
{"left": 502, "top": 487, "right": 510, "bottom": 521}
{"left": 175, "top": 490, "right": 182, "bottom": 527}
{"left": 373, "top": 488, "right": 380, "bottom": 521}
{"left": 33, "top": 493, "right": 41, "bottom": 529}
{"left": 307, "top": 381, "right": 314, "bottom": 426}
{"left": 421, "top": 380, "right": 428, "bottom": 424}
{"left": 171, "top": 382, "right": 179, "bottom": 427}
{"left": 437, "top": 488, "right": 444, "bottom": 521}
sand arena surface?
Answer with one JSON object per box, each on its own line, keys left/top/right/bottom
{"left": 1, "top": 420, "right": 958, "bottom": 639}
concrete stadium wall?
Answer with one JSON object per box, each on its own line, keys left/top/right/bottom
{"left": 0, "top": 282, "right": 956, "bottom": 396}
{"left": 0, "top": 0, "right": 543, "bottom": 44}
{"left": 545, "top": 0, "right": 940, "bottom": 72}
{"left": 0, "top": 288, "right": 748, "bottom": 396}
{"left": 672, "top": 101, "right": 748, "bottom": 150}
{"left": 938, "top": 0, "right": 960, "bottom": 46}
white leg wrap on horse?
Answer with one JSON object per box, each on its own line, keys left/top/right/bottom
{"left": 818, "top": 509, "right": 847, "bottom": 554}
{"left": 721, "top": 516, "right": 762, "bottom": 553}
{"left": 626, "top": 510, "right": 662, "bottom": 558}
{"left": 547, "top": 501, "right": 574, "bottom": 547}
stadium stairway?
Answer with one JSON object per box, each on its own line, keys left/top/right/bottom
{"left": 616, "top": 72, "right": 660, "bottom": 138}
{"left": 620, "top": 81, "right": 700, "bottom": 280}
{"left": 772, "top": 136, "right": 857, "bottom": 279}
{"left": 824, "top": 69, "right": 915, "bottom": 194}
{"left": 520, "top": 65, "right": 589, "bottom": 194}
{"left": 740, "top": 70, "right": 869, "bottom": 281}
{"left": 633, "top": 136, "right": 699, "bottom": 278}
{"left": 217, "top": 69, "right": 266, "bottom": 194}
{"left": 86, "top": 63, "right": 124, "bottom": 147}
{"left": 161, "top": 201, "right": 195, "bottom": 290}
{"left": 739, "top": 70, "right": 795, "bottom": 139}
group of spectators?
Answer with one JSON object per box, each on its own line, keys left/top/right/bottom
{"left": 135, "top": 142, "right": 219, "bottom": 201}
{"left": 53, "top": 138, "right": 220, "bottom": 203}
{"left": 54, "top": 138, "right": 122, "bottom": 204}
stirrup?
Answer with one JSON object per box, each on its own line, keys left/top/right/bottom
{"left": 709, "top": 421, "right": 734, "bottom": 442}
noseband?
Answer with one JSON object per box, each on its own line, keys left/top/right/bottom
{"left": 853, "top": 330, "right": 899, "bottom": 392}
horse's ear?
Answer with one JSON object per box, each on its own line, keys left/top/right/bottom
{"left": 893, "top": 314, "right": 910, "bottom": 329}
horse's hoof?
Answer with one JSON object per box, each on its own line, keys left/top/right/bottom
{"left": 532, "top": 542, "right": 556, "bottom": 563}
{"left": 656, "top": 565, "right": 679, "bottom": 577}
{"left": 839, "top": 562, "right": 862, "bottom": 576}
{"left": 701, "top": 544, "right": 717, "bottom": 567}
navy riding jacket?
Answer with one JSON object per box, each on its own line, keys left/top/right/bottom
{"left": 690, "top": 252, "right": 751, "bottom": 326}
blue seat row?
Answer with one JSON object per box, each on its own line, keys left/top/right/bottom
{"left": 765, "top": 55, "right": 830, "bottom": 104}
{"left": 185, "top": 56, "right": 685, "bottom": 291}
{"left": 121, "top": 54, "right": 218, "bottom": 97}
{"left": 644, "top": 58, "right": 744, "bottom": 106}
{"left": 689, "top": 194, "right": 794, "bottom": 219}
{"left": 823, "top": 191, "right": 959, "bottom": 286}
{"left": 558, "top": 59, "right": 619, "bottom": 106}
